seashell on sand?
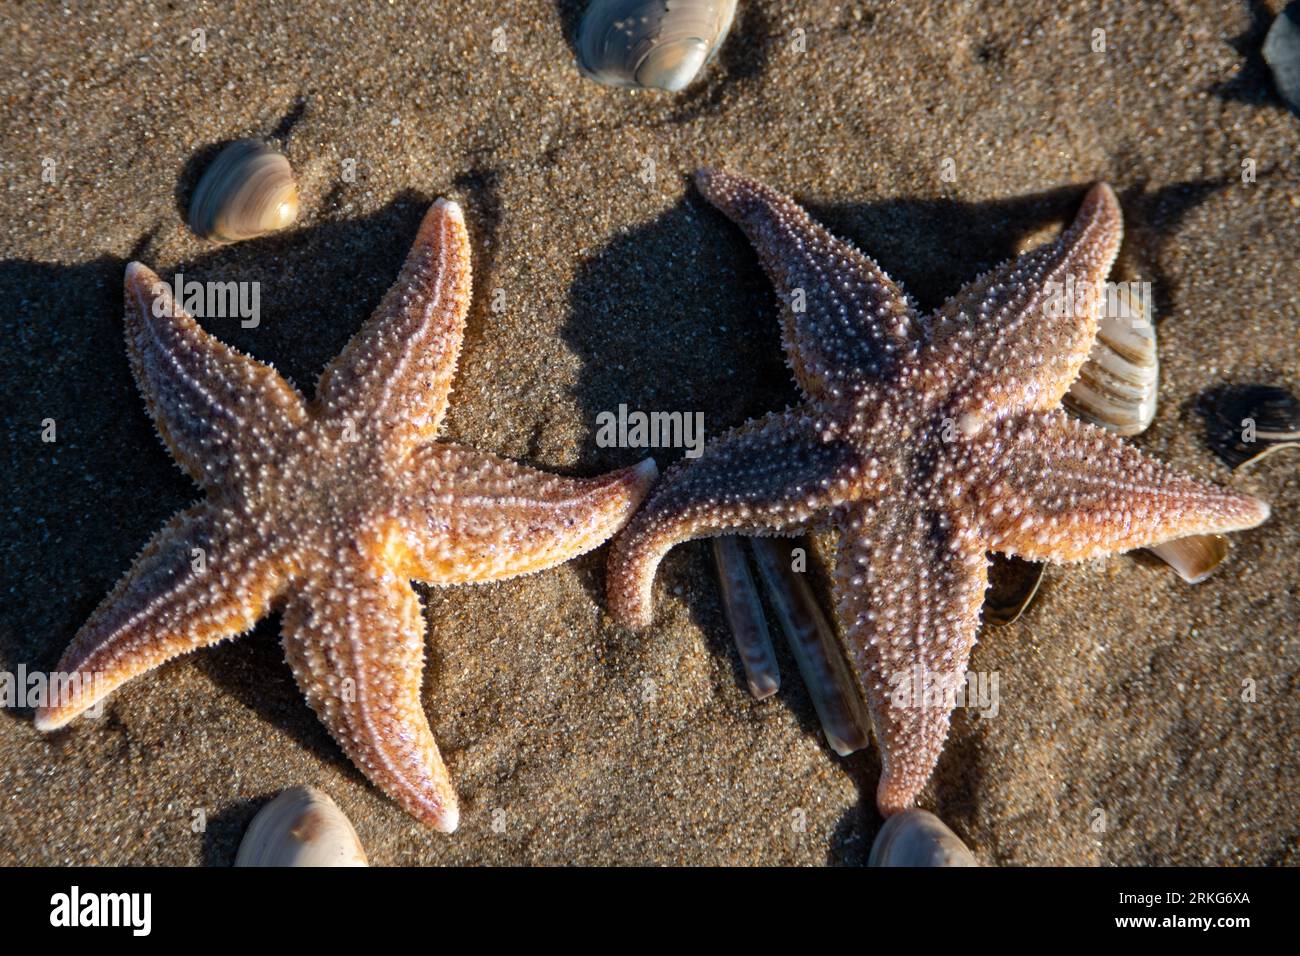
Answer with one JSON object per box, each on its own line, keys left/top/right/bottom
{"left": 189, "top": 139, "right": 299, "bottom": 243}
{"left": 984, "top": 554, "right": 1046, "bottom": 626}
{"left": 576, "top": 0, "right": 738, "bottom": 92}
{"left": 235, "top": 786, "right": 368, "bottom": 867}
{"left": 1063, "top": 284, "right": 1158, "bottom": 436}
{"left": 1264, "top": 1, "right": 1300, "bottom": 117}
{"left": 749, "top": 537, "right": 871, "bottom": 756}
{"left": 1206, "top": 384, "right": 1300, "bottom": 470}
{"left": 868, "top": 809, "right": 977, "bottom": 867}
{"left": 1148, "top": 534, "right": 1229, "bottom": 585}
{"left": 711, "top": 536, "right": 780, "bottom": 699}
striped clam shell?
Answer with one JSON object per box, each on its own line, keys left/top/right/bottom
{"left": 576, "top": 0, "right": 738, "bottom": 92}
{"left": 189, "top": 139, "right": 299, "bottom": 243}
{"left": 1063, "top": 284, "right": 1158, "bottom": 436}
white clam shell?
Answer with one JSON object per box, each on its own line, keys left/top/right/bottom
{"left": 577, "top": 0, "right": 738, "bottom": 92}
{"left": 189, "top": 139, "right": 299, "bottom": 243}
{"left": 868, "top": 809, "right": 977, "bottom": 867}
{"left": 1064, "top": 285, "right": 1158, "bottom": 436}
{"left": 235, "top": 786, "right": 368, "bottom": 867}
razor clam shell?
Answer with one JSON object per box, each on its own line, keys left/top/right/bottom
{"left": 1148, "top": 534, "right": 1228, "bottom": 584}
{"left": 868, "top": 809, "right": 977, "bottom": 867}
{"left": 189, "top": 139, "right": 299, "bottom": 243}
{"left": 235, "top": 786, "right": 368, "bottom": 867}
{"left": 576, "top": 0, "right": 738, "bottom": 92}
{"left": 749, "top": 537, "right": 871, "bottom": 756}
{"left": 711, "top": 536, "right": 781, "bottom": 699}
{"left": 1063, "top": 286, "right": 1158, "bottom": 436}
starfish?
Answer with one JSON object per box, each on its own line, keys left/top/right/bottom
{"left": 607, "top": 170, "right": 1270, "bottom": 815}
{"left": 35, "top": 197, "right": 657, "bottom": 832}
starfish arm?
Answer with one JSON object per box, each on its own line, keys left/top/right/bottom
{"left": 124, "top": 262, "right": 308, "bottom": 489}
{"left": 315, "top": 199, "right": 473, "bottom": 453}
{"left": 607, "top": 407, "right": 864, "bottom": 628}
{"left": 833, "top": 499, "right": 989, "bottom": 815}
{"left": 394, "top": 445, "right": 658, "bottom": 584}
{"left": 694, "top": 168, "right": 922, "bottom": 398}
{"left": 280, "top": 561, "right": 459, "bottom": 832}
{"left": 34, "top": 505, "right": 285, "bottom": 730}
{"left": 925, "top": 183, "right": 1124, "bottom": 421}
{"left": 958, "top": 410, "right": 1271, "bottom": 562}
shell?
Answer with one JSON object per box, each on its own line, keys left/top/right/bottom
{"left": 749, "top": 537, "right": 871, "bottom": 756}
{"left": 984, "top": 555, "right": 1046, "bottom": 626}
{"left": 189, "top": 139, "right": 299, "bottom": 243}
{"left": 1264, "top": 2, "right": 1300, "bottom": 117}
{"left": 1206, "top": 384, "right": 1300, "bottom": 469}
{"left": 234, "top": 786, "right": 368, "bottom": 867}
{"left": 576, "top": 0, "right": 738, "bottom": 92}
{"left": 711, "top": 536, "right": 780, "bottom": 699}
{"left": 868, "top": 809, "right": 977, "bottom": 867}
{"left": 1148, "top": 534, "right": 1229, "bottom": 585}
{"left": 1063, "top": 284, "right": 1158, "bottom": 436}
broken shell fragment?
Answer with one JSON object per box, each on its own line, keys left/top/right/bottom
{"left": 868, "top": 809, "right": 977, "bottom": 867}
{"left": 1148, "top": 534, "right": 1229, "bottom": 585}
{"left": 749, "top": 537, "right": 871, "bottom": 756}
{"left": 576, "top": 0, "right": 738, "bottom": 92}
{"left": 234, "top": 786, "right": 368, "bottom": 867}
{"left": 984, "top": 554, "right": 1046, "bottom": 626}
{"left": 711, "top": 536, "right": 780, "bottom": 699}
{"left": 1206, "top": 384, "right": 1300, "bottom": 469}
{"left": 188, "top": 139, "right": 300, "bottom": 243}
{"left": 1063, "top": 285, "right": 1158, "bottom": 436}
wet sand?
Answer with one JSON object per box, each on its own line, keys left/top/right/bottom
{"left": 0, "top": 1, "right": 1295, "bottom": 864}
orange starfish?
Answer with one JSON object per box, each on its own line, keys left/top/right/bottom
{"left": 36, "top": 198, "right": 656, "bottom": 831}
{"left": 608, "top": 170, "right": 1270, "bottom": 815}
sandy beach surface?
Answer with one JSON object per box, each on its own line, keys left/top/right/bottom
{"left": 1, "top": 0, "right": 1296, "bottom": 865}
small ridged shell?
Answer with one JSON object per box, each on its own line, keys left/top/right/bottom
{"left": 712, "top": 536, "right": 781, "bottom": 699}
{"left": 1063, "top": 285, "right": 1158, "bottom": 436}
{"left": 868, "top": 809, "right": 977, "bottom": 867}
{"left": 749, "top": 537, "right": 871, "bottom": 756}
{"left": 576, "top": 0, "right": 738, "bottom": 91}
{"left": 1148, "top": 534, "right": 1229, "bottom": 585}
{"left": 235, "top": 787, "right": 368, "bottom": 867}
{"left": 189, "top": 139, "right": 299, "bottom": 243}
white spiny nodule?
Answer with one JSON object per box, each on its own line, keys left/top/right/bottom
{"left": 607, "top": 169, "right": 1270, "bottom": 816}
{"left": 37, "top": 198, "right": 658, "bottom": 832}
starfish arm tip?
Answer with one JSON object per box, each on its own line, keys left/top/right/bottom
{"left": 433, "top": 196, "right": 463, "bottom": 219}
{"left": 123, "top": 260, "right": 162, "bottom": 300}
{"left": 1088, "top": 181, "right": 1118, "bottom": 203}
{"left": 32, "top": 706, "right": 66, "bottom": 733}
{"left": 430, "top": 800, "right": 460, "bottom": 833}
{"left": 876, "top": 780, "right": 916, "bottom": 818}
{"left": 632, "top": 456, "right": 659, "bottom": 486}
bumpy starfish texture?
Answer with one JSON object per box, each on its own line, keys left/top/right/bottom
{"left": 608, "top": 170, "right": 1270, "bottom": 815}
{"left": 36, "top": 198, "right": 657, "bottom": 832}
